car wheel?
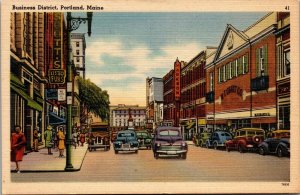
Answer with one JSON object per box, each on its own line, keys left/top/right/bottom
{"left": 206, "top": 143, "right": 210, "bottom": 149}
{"left": 226, "top": 146, "right": 230, "bottom": 152}
{"left": 238, "top": 145, "right": 244, "bottom": 153}
{"left": 135, "top": 150, "right": 138, "bottom": 154}
{"left": 199, "top": 141, "right": 203, "bottom": 147}
{"left": 181, "top": 153, "right": 187, "bottom": 159}
{"left": 258, "top": 146, "right": 266, "bottom": 155}
{"left": 154, "top": 152, "right": 159, "bottom": 159}
{"left": 114, "top": 150, "right": 118, "bottom": 154}
{"left": 213, "top": 142, "right": 218, "bottom": 150}
{"left": 277, "top": 147, "right": 284, "bottom": 157}
{"left": 89, "top": 147, "right": 92, "bottom": 152}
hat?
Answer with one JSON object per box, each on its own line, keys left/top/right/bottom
{"left": 47, "top": 125, "right": 52, "bottom": 130}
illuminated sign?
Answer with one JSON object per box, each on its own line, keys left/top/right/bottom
{"left": 174, "top": 60, "right": 181, "bottom": 101}
{"left": 53, "top": 13, "right": 63, "bottom": 69}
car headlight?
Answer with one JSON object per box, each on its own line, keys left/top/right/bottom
{"left": 182, "top": 142, "right": 186, "bottom": 146}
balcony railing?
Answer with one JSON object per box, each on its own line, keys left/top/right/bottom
{"left": 251, "top": 76, "right": 269, "bottom": 91}
{"left": 206, "top": 91, "right": 214, "bottom": 103}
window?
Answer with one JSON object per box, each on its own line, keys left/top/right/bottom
{"left": 76, "top": 50, "right": 79, "bottom": 55}
{"left": 223, "top": 65, "right": 226, "bottom": 81}
{"left": 76, "top": 42, "right": 79, "bottom": 47}
{"left": 76, "top": 57, "right": 80, "bottom": 62}
{"left": 209, "top": 72, "right": 214, "bottom": 91}
{"left": 243, "top": 55, "right": 249, "bottom": 74}
{"left": 228, "top": 63, "right": 232, "bottom": 79}
{"left": 238, "top": 57, "right": 243, "bottom": 75}
{"left": 256, "top": 45, "right": 268, "bottom": 76}
{"left": 284, "top": 50, "right": 290, "bottom": 76}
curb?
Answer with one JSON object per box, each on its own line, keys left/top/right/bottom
{"left": 11, "top": 148, "right": 88, "bottom": 173}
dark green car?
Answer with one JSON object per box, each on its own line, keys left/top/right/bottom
{"left": 195, "top": 132, "right": 211, "bottom": 147}
{"left": 136, "top": 131, "right": 152, "bottom": 149}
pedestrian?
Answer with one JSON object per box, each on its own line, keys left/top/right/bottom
{"left": 53, "top": 129, "right": 58, "bottom": 151}
{"left": 57, "top": 127, "right": 65, "bottom": 157}
{"left": 80, "top": 131, "right": 86, "bottom": 146}
{"left": 44, "top": 125, "right": 53, "bottom": 155}
{"left": 33, "top": 127, "right": 39, "bottom": 152}
{"left": 77, "top": 130, "right": 80, "bottom": 146}
{"left": 72, "top": 130, "right": 78, "bottom": 149}
{"left": 11, "top": 125, "right": 26, "bottom": 173}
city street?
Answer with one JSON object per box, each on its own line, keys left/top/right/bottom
{"left": 11, "top": 144, "right": 290, "bottom": 182}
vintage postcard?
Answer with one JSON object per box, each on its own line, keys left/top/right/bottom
{"left": 1, "top": 0, "right": 300, "bottom": 194}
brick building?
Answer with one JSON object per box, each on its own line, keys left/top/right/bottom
{"left": 205, "top": 12, "right": 278, "bottom": 133}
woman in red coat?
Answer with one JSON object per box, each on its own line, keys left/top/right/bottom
{"left": 11, "top": 125, "right": 26, "bottom": 173}
{"left": 80, "top": 131, "right": 86, "bottom": 146}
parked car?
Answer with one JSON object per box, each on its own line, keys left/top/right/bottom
{"left": 195, "top": 132, "right": 211, "bottom": 147}
{"left": 87, "top": 123, "right": 110, "bottom": 152}
{"left": 258, "top": 130, "right": 290, "bottom": 157}
{"left": 152, "top": 127, "right": 188, "bottom": 159}
{"left": 206, "top": 131, "right": 232, "bottom": 149}
{"left": 113, "top": 130, "right": 139, "bottom": 154}
{"left": 136, "top": 130, "right": 152, "bottom": 149}
{"left": 225, "top": 128, "right": 265, "bottom": 153}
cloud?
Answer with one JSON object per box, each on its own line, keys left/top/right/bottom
{"left": 85, "top": 38, "right": 204, "bottom": 105}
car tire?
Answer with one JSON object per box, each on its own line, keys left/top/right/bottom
{"left": 199, "top": 141, "right": 203, "bottom": 148}
{"left": 238, "top": 145, "right": 244, "bottom": 153}
{"left": 277, "top": 146, "right": 284, "bottom": 157}
{"left": 213, "top": 142, "right": 218, "bottom": 150}
{"left": 89, "top": 147, "right": 92, "bottom": 152}
{"left": 154, "top": 152, "right": 159, "bottom": 159}
{"left": 114, "top": 150, "right": 118, "bottom": 154}
{"left": 226, "top": 146, "right": 230, "bottom": 152}
{"left": 181, "top": 153, "right": 187, "bottom": 159}
{"left": 258, "top": 146, "right": 266, "bottom": 155}
{"left": 135, "top": 150, "right": 138, "bottom": 154}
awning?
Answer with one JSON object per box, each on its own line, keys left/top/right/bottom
{"left": 49, "top": 111, "right": 66, "bottom": 125}
{"left": 11, "top": 85, "right": 43, "bottom": 112}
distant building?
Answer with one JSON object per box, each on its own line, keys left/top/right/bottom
{"left": 71, "top": 33, "right": 86, "bottom": 78}
{"left": 146, "top": 77, "right": 164, "bottom": 130}
{"left": 110, "top": 104, "right": 146, "bottom": 130}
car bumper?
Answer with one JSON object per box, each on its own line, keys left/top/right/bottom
{"left": 138, "top": 143, "right": 151, "bottom": 147}
{"left": 156, "top": 150, "right": 187, "bottom": 155}
{"left": 115, "top": 147, "right": 139, "bottom": 151}
{"left": 89, "top": 144, "right": 110, "bottom": 148}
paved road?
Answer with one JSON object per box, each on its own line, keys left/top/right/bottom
{"left": 11, "top": 144, "right": 289, "bottom": 182}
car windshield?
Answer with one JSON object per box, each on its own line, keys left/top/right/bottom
{"left": 159, "top": 130, "right": 179, "bottom": 136}
{"left": 118, "top": 133, "right": 134, "bottom": 137}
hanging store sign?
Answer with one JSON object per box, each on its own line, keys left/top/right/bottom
{"left": 57, "top": 89, "right": 66, "bottom": 101}
{"left": 48, "top": 69, "right": 66, "bottom": 84}
{"left": 174, "top": 60, "right": 181, "bottom": 101}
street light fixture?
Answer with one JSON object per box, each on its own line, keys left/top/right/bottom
{"left": 65, "top": 12, "right": 92, "bottom": 171}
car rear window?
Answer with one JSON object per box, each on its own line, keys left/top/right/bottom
{"left": 137, "top": 132, "right": 148, "bottom": 137}
{"left": 159, "top": 130, "right": 179, "bottom": 136}
{"left": 221, "top": 133, "right": 231, "bottom": 137}
{"left": 118, "top": 133, "right": 135, "bottom": 137}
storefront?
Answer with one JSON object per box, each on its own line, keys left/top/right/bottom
{"left": 180, "top": 119, "right": 196, "bottom": 140}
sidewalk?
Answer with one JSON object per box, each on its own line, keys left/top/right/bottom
{"left": 11, "top": 143, "right": 88, "bottom": 172}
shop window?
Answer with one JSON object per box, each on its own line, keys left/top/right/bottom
{"left": 279, "top": 105, "right": 290, "bottom": 130}
{"left": 284, "top": 50, "right": 290, "bottom": 76}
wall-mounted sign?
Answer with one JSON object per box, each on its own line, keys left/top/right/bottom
{"left": 277, "top": 82, "right": 290, "bottom": 95}
{"left": 53, "top": 13, "right": 63, "bottom": 69}
{"left": 58, "top": 89, "right": 66, "bottom": 101}
{"left": 254, "top": 113, "right": 270, "bottom": 117}
{"left": 46, "top": 89, "right": 58, "bottom": 100}
{"left": 48, "top": 69, "right": 66, "bottom": 84}
{"left": 220, "top": 85, "right": 243, "bottom": 100}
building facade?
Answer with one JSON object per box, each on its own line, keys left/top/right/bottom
{"left": 146, "top": 77, "right": 164, "bottom": 130}
{"left": 275, "top": 12, "right": 290, "bottom": 130}
{"left": 205, "top": 12, "right": 278, "bottom": 134}
{"left": 110, "top": 104, "right": 146, "bottom": 130}
{"left": 71, "top": 33, "right": 86, "bottom": 78}
{"left": 10, "top": 12, "right": 46, "bottom": 151}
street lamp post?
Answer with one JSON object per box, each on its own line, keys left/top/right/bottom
{"left": 65, "top": 12, "right": 92, "bottom": 171}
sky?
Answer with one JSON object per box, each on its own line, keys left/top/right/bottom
{"left": 72, "top": 12, "right": 267, "bottom": 106}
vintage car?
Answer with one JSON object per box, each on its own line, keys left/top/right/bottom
{"left": 136, "top": 131, "right": 152, "bottom": 149}
{"left": 195, "top": 132, "right": 211, "bottom": 147}
{"left": 225, "top": 128, "right": 265, "bottom": 153}
{"left": 206, "top": 131, "right": 232, "bottom": 149}
{"left": 258, "top": 130, "right": 290, "bottom": 157}
{"left": 87, "top": 123, "right": 110, "bottom": 152}
{"left": 113, "top": 130, "right": 139, "bottom": 154}
{"left": 152, "top": 127, "right": 188, "bottom": 159}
